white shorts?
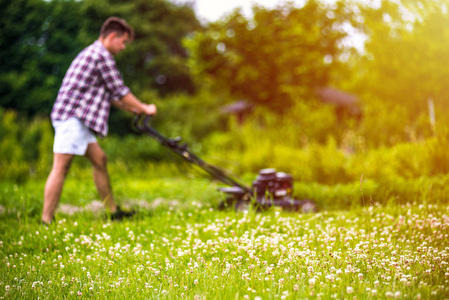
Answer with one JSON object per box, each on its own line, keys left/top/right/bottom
{"left": 52, "top": 117, "right": 97, "bottom": 155}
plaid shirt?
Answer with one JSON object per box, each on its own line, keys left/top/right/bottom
{"left": 51, "top": 40, "right": 130, "bottom": 137}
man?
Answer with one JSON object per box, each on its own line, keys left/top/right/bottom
{"left": 42, "top": 17, "right": 156, "bottom": 224}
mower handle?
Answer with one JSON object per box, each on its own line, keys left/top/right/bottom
{"left": 132, "top": 113, "right": 250, "bottom": 191}
{"left": 133, "top": 114, "right": 153, "bottom": 130}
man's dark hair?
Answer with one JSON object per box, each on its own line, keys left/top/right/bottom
{"left": 100, "top": 17, "right": 134, "bottom": 41}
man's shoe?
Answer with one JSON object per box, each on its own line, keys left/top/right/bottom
{"left": 110, "top": 206, "right": 136, "bottom": 221}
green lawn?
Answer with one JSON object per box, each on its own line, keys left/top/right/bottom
{"left": 1, "top": 176, "right": 448, "bottom": 299}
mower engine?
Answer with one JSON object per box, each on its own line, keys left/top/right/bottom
{"left": 219, "top": 168, "right": 316, "bottom": 212}
{"left": 253, "top": 168, "right": 292, "bottom": 200}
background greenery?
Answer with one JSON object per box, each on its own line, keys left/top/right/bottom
{"left": 1, "top": 0, "right": 449, "bottom": 209}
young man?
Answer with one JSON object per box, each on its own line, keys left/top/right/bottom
{"left": 42, "top": 17, "right": 156, "bottom": 224}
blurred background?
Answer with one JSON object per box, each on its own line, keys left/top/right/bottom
{"left": 1, "top": 0, "right": 449, "bottom": 205}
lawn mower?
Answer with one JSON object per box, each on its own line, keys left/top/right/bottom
{"left": 133, "top": 115, "right": 317, "bottom": 213}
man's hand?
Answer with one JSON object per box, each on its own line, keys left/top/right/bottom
{"left": 118, "top": 93, "right": 157, "bottom": 115}
{"left": 141, "top": 103, "right": 157, "bottom": 115}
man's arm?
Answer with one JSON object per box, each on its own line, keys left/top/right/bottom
{"left": 112, "top": 93, "right": 157, "bottom": 115}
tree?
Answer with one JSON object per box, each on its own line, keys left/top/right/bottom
{"left": 185, "top": 0, "right": 360, "bottom": 112}
{"left": 0, "top": 0, "right": 83, "bottom": 116}
{"left": 0, "top": 0, "right": 201, "bottom": 126}
{"left": 356, "top": 0, "right": 449, "bottom": 120}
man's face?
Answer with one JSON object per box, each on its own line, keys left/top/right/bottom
{"left": 107, "top": 32, "right": 129, "bottom": 56}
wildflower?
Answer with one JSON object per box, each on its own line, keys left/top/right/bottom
{"left": 5, "top": 286, "right": 10, "bottom": 291}
{"left": 243, "top": 295, "right": 249, "bottom": 300}
{"left": 309, "top": 278, "right": 316, "bottom": 286}
{"left": 385, "top": 291, "right": 394, "bottom": 298}
{"left": 279, "top": 278, "right": 284, "bottom": 285}
{"left": 77, "top": 291, "right": 82, "bottom": 296}
{"left": 395, "top": 291, "right": 401, "bottom": 298}
{"left": 372, "top": 290, "right": 377, "bottom": 296}
{"left": 347, "top": 286, "right": 354, "bottom": 294}
{"left": 194, "top": 279, "right": 198, "bottom": 285}
{"left": 294, "top": 285, "right": 299, "bottom": 291}
{"left": 358, "top": 273, "right": 363, "bottom": 280}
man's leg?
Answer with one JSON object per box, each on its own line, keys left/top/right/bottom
{"left": 85, "top": 142, "right": 117, "bottom": 213}
{"left": 42, "top": 153, "right": 74, "bottom": 223}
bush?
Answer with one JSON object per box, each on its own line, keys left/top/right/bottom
{"left": 0, "top": 109, "right": 54, "bottom": 182}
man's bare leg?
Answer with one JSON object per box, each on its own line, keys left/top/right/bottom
{"left": 85, "top": 142, "right": 117, "bottom": 213}
{"left": 42, "top": 153, "right": 74, "bottom": 223}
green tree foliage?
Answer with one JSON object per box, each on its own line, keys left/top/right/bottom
{"left": 185, "top": 0, "right": 360, "bottom": 112}
{"left": 0, "top": 0, "right": 83, "bottom": 116}
{"left": 355, "top": 0, "right": 449, "bottom": 126}
{"left": 0, "top": 0, "right": 200, "bottom": 124}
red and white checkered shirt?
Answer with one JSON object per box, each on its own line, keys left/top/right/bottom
{"left": 51, "top": 40, "right": 130, "bottom": 137}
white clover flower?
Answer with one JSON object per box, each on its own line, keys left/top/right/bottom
{"left": 294, "top": 285, "right": 299, "bottom": 291}
{"left": 309, "top": 278, "right": 316, "bottom": 286}
{"left": 385, "top": 291, "right": 394, "bottom": 298}
{"left": 347, "top": 286, "right": 354, "bottom": 294}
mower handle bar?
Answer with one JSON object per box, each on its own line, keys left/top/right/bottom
{"left": 133, "top": 114, "right": 250, "bottom": 192}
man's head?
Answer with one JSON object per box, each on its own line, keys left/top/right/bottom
{"left": 99, "top": 17, "right": 134, "bottom": 56}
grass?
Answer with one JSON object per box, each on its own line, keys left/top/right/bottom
{"left": 1, "top": 173, "right": 448, "bottom": 299}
